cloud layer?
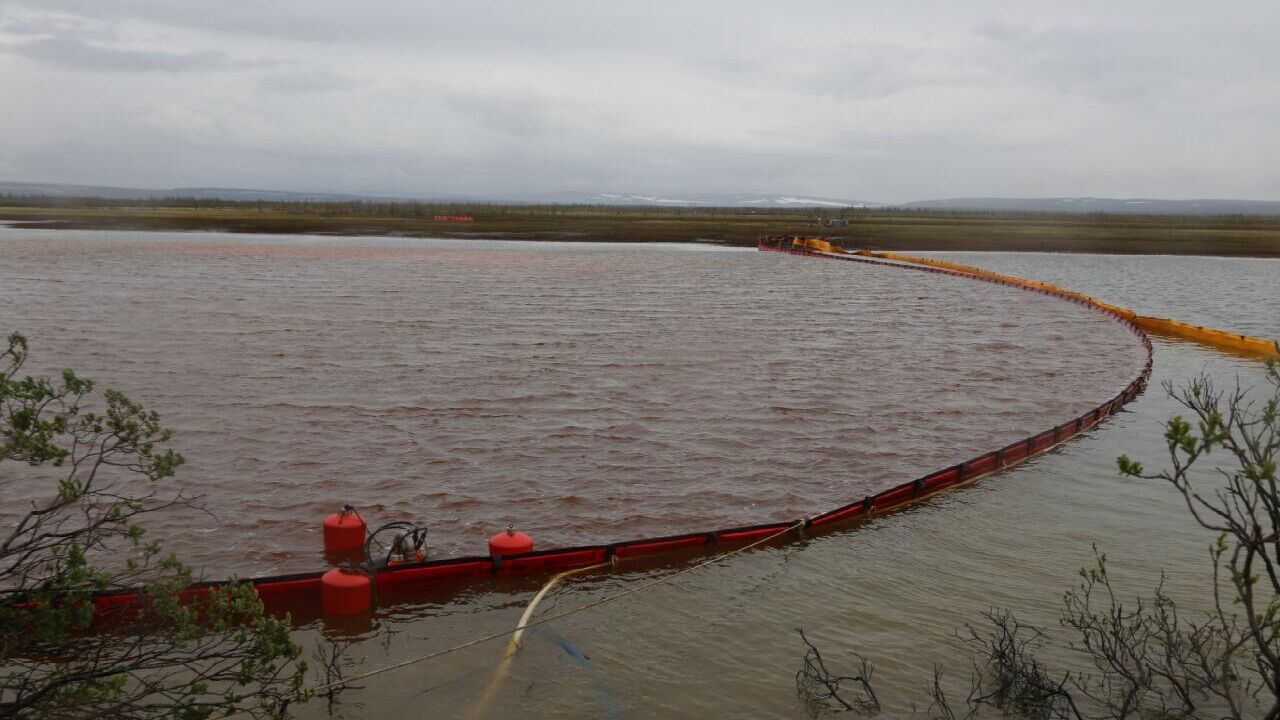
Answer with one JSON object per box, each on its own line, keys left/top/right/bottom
{"left": 2, "top": 1, "right": 1277, "bottom": 202}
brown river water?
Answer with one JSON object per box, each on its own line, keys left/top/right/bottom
{"left": 3, "top": 228, "right": 1276, "bottom": 718}
{"left": 0, "top": 230, "right": 1145, "bottom": 576}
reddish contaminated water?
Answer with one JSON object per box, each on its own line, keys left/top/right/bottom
{"left": 0, "top": 230, "right": 1145, "bottom": 578}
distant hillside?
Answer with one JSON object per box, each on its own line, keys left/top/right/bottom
{"left": 0, "top": 181, "right": 876, "bottom": 209}
{"left": 570, "top": 192, "right": 880, "bottom": 206}
{"left": 0, "top": 181, "right": 398, "bottom": 203}
{"left": 4, "top": 182, "right": 1277, "bottom": 215}
{"left": 901, "top": 197, "right": 1280, "bottom": 216}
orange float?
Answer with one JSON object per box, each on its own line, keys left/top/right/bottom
{"left": 320, "top": 567, "right": 371, "bottom": 615}
{"left": 322, "top": 506, "right": 366, "bottom": 554}
{"left": 489, "top": 526, "right": 534, "bottom": 557}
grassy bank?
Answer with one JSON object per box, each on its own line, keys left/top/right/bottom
{"left": 3, "top": 199, "right": 1280, "bottom": 257}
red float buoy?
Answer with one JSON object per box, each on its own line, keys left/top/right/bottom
{"left": 321, "top": 567, "right": 371, "bottom": 616}
{"left": 489, "top": 525, "right": 534, "bottom": 557}
{"left": 323, "top": 506, "right": 366, "bottom": 554}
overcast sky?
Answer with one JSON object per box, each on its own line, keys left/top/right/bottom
{"left": 1, "top": 1, "right": 1277, "bottom": 202}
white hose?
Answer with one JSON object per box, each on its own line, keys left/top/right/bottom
{"left": 466, "top": 561, "right": 610, "bottom": 719}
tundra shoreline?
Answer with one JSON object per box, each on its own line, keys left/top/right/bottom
{"left": 2, "top": 203, "right": 1279, "bottom": 257}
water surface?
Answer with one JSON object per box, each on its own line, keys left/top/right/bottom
{"left": 305, "top": 251, "right": 1273, "bottom": 719}
{"left": 0, "top": 230, "right": 1145, "bottom": 576}
{"left": 4, "top": 231, "right": 1266, "bottom": 718}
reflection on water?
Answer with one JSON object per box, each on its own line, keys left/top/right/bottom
{"left": 0, "top": 230, "right": 1142, "bottom": 576}
{"left": 2, "top": 231, "right": 1267, "bottom": 718}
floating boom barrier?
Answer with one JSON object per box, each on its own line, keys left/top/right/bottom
{"left": 84, "top": 236, "right": 1163, "bottom": 624}
{"left": 852, "top": 247, "right": 1279, "bottom": 359}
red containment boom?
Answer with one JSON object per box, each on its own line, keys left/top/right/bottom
{"left": 320, "top": 567, "right": 371, "bottom": 615}
{"left": 323, "top": 506, "right": 366, "bottom": 554}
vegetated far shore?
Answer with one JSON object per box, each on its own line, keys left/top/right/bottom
{"left": 2, "top": 199, "right": 1280, "bottom": 257}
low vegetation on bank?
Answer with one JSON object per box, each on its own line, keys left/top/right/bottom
{"left": 2, "top": 196, "right": 1280, "bottom": 256}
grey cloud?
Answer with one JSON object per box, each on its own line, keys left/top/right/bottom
{"left": 443, "top": 90, "right": 576, "bottom": 140}
{"left": 2, "top": 1, "right": 1278, "bottom": 202}
{"left": 978, "top": 22, "right": 1171, "bottom": 102}
{"left": 2, "top": 36, "right": 253, "bottom": 73}
{"left": 9, "top": 0, "right": 660, "bottom": 49}
{"left": 256, "top": 67, "right": 351, "bottom": 95}
{"left": 0, "top": 11, "right": 117, "bottom": 41}
{"left": 977, "top": 20, "right": 1280, "bottom": 106}
{"left": 704, "top": 41, "right": 973, "bottom": 103}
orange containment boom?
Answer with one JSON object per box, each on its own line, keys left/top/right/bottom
{"left": 852, "top": 248, "right": 1278, "bottom": 360}
{"left": 1130, "top": 316, "right": 1279, "bottom": 358}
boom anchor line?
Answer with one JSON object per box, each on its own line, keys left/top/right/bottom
{"left": 88, "top": 237, "right": 1165, "bottom": 624}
